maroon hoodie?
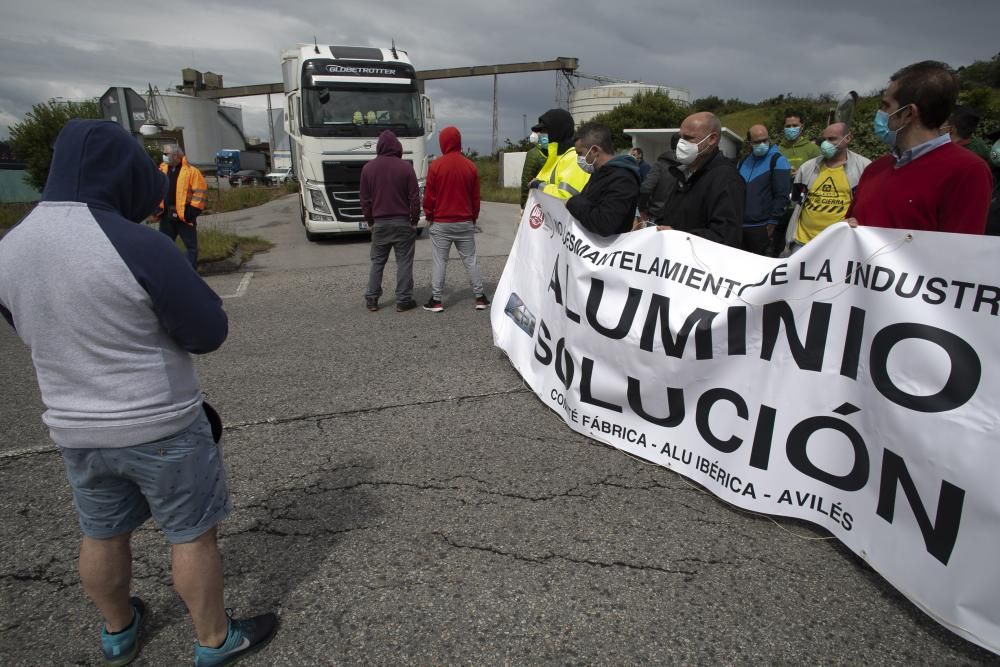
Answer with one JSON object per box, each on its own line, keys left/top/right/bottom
{"left": 359, "top": 130, "right": 420, "bottom": 225}
{"left": 423, "top": 126, "right": 480, "bottom": 223}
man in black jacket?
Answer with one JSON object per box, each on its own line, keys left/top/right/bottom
{"left": 565, "top": 122, "right": 641, "bottom": 236}
{"left": 637, "top": 134, "right": 681, "bottom": 227}
{"left": 656, "top": 112, "right": 745, "bottom": 247}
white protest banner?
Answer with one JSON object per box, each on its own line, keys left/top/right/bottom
{"left": 491, "top": 192, "right": 1000, "bottom": 655}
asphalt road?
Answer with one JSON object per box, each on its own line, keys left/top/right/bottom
{"left": 1, "top": 195, "right": 997, "bottom": 665}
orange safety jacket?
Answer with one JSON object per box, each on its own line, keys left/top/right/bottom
{"left": 159, "top": 158, "right": 208, "bottom": 225}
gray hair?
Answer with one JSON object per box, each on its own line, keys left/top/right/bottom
{"left": 165, "top": 144, "right": 184, "bottom": 157}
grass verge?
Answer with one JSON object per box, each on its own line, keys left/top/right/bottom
{"left": 174, "top": 227, "right": 274, "bottom": 266}
{"left": 1, "top": 182, "right": 297, "bottom": 231}
{"left": 203, "top": 180, "right": 298, "bottom": 214}
{"left": 475, "top": 158, "right": 519, "bottom": 205}
{"left": 0, "top": 202, "right": 35, "bottom": 230}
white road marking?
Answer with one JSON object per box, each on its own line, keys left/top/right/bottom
{"left": 222, "top": 272, "right": 254, "bottom": 299}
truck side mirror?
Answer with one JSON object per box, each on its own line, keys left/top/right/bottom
{"left": 422, "top": 94, "right": 435, "bottom": 138}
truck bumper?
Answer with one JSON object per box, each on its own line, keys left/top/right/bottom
{"left": 305, "top": 216, "right": 428, "bottom": 235}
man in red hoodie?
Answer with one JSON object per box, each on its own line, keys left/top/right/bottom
{"left": 360, "top": 130, "right": 421, "bottom": 312}
{"left": 422, "top": 126, "right": 489, "bottom": 312}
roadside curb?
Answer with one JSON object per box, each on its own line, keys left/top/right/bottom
{"left": 198, "top": 246, "right": 244, "bottom": 275}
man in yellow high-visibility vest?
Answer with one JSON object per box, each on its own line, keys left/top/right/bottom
{"left": 527, "top": 108, "right": 590, "bottom": 200}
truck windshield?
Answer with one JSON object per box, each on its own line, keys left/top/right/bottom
{"left": 302, "top": 86, "right": 423, "bottom": 137}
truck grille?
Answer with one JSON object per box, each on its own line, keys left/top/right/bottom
{"left": 321, "top": 159, "right": 414, "bottom": 222}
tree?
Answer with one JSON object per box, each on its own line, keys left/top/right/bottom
{"left": 957, "top": 53, "right": 1000, "bottom": 90}
{"left": 589, "top": 91, "right": 688, "bottom": 150}
{"left": 8, "top": 98, "right": 102, "bottom": 189}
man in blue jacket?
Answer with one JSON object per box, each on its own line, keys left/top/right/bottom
{"left": 0, "top": 120, "right": 276, "bottom": 666}
{"left": 739, "top": 124, "right": 792, "bottom": 255}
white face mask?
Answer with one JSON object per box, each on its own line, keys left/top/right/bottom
{"left": 529, "top": 132, "right": 539, "bottom": 144}
{"left": 675, "top": 134, "right": 712, "bottom": 165}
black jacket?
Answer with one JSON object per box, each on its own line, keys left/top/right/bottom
{"left": 639, "top": 150, "right": 679, "bottom": 220}
{"left": 661, "top": 149, "right": 745, "bottom": 247}
{"left": 566, "top": 155, "right": 641, "bottom": 236}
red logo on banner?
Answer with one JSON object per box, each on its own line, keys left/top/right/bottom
{"left": 528, "top": 205, "right": 544, "bottom": 229}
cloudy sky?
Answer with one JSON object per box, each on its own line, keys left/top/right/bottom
{"left": 1, "top": 0, "right": 995, "bottom": 153}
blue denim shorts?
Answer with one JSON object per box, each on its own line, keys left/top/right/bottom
{"left": 60, "top": 410, "right": 232, "bottom": 544}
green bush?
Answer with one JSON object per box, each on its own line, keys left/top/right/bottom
{"left": 8, "top": 99, "right": 102, "bottom": 190}
{"left": 590, "top": 90, "right": 688, "bottom": 150}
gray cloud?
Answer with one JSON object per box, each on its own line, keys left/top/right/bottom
{"left": 1, "top": 0, "right": 995, "bottom": 153}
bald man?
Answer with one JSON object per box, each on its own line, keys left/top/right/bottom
{"left": 784, "top": 122, "right": 871, "bottom": 253}
{"left": 655, "top": 112, "right": 744, "bottom": 247}
{"left": 738, "top": 124, "right": 791, "bottom": 255}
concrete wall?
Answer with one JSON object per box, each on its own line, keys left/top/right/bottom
{"left": 501, "top": 152, "right": 527, "bottom": 188}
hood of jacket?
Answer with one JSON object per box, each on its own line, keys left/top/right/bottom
{"left": 376, "top": 130, "right": 403, "bottom": 157}
{"left": 534, "top": 109, "right": 575, "bottom": 147}
{"left": 656, "top": 150, "right": 679, "bottom": 165}
{"left": 604, "top": 154, "right": 641, "bottom": 178}
{"left": 750, "top": 143, "right": 783, "bottom": 162}
{"left": 43, "top": 119, "right": 165, "bottom": 223}
{"left": 439, "top": 126, "right": 462, "bottom": 154}
{"left": 781, "top": 135, "right": 814, "bottom": 151}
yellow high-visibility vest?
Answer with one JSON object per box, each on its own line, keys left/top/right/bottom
{"left": 534, "top": 143, "right": 590, "bottom": 200}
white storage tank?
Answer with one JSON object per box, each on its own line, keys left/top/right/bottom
{"left": 569, "top": 83, "right": 690, "bottom": 124}
{"left": 154, "top": 91, "right": 247, "bottom": 169}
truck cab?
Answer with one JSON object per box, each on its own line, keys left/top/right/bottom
{"left": 282, "top": 44, "right": 434, "bottom": 240}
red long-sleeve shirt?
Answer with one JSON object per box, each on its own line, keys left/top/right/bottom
{"left": 423, "top": 126, "right": 480, "bottom": 223}
{"left": 848, "top": 141, "right": 993, "bottom": 234}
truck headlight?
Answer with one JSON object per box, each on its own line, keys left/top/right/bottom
{"left": 308, "top": 187, "right": 332, "bottom": 215}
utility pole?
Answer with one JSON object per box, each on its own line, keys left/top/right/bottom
{"left": 266, "top": 93, "right": 275, "bottom": 170}
{"left": 491, "top": 74, "right": 499, "bottom": 156}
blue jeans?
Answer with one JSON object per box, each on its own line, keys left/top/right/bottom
{"left": 60, "top": 410, "right": 231, "bottom": 544}
{"left": 159, "top": 215, "right": 199, "bottom": 269}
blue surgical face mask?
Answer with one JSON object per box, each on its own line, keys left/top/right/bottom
{"left": 538, "top": 133, "right": 549, "bottom": 149}
{"left": 874, "top": 106, "right": 908, "bottom": 147}
{"left": 751, "top": 141, "right": 769, "bottom": 157}
{"left": 820, "top": 136, "right": 846, "bottom": 160}
{"left": 783, "top": 126, "right": 802, "bottom": 141}
{"left": 576, "top": 146, "right": 596, "bottom": 174}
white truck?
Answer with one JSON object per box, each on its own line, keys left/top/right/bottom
{"left": 282, "top": 44, "right": 434, "bottom": 240}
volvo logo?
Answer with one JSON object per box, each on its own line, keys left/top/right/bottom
{"left": 350, "top": 141, "right": 376, "bottom": 152}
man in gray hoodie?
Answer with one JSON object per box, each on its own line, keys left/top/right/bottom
{"left": 0, "top": 120, "right": 276, "bottom": 666}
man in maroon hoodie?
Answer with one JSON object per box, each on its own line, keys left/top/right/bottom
{"left": 360, "top": 130, "right": 421, "bottom": 312}
{"left": 421, "top": 126, "right": 488, "bottom": 312}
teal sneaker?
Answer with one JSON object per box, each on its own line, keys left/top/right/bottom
{"left": 100, "top": 596, "right": 145, "bottom": 666}
{"left": 193, "top": 611, "right": 279, "bottom": 666}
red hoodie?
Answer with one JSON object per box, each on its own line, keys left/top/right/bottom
{"left": 359, "top": 131, "right": 420, "bottom": 225}
{"left": 423, "top": 126, "right": 480, "bottom": 223}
